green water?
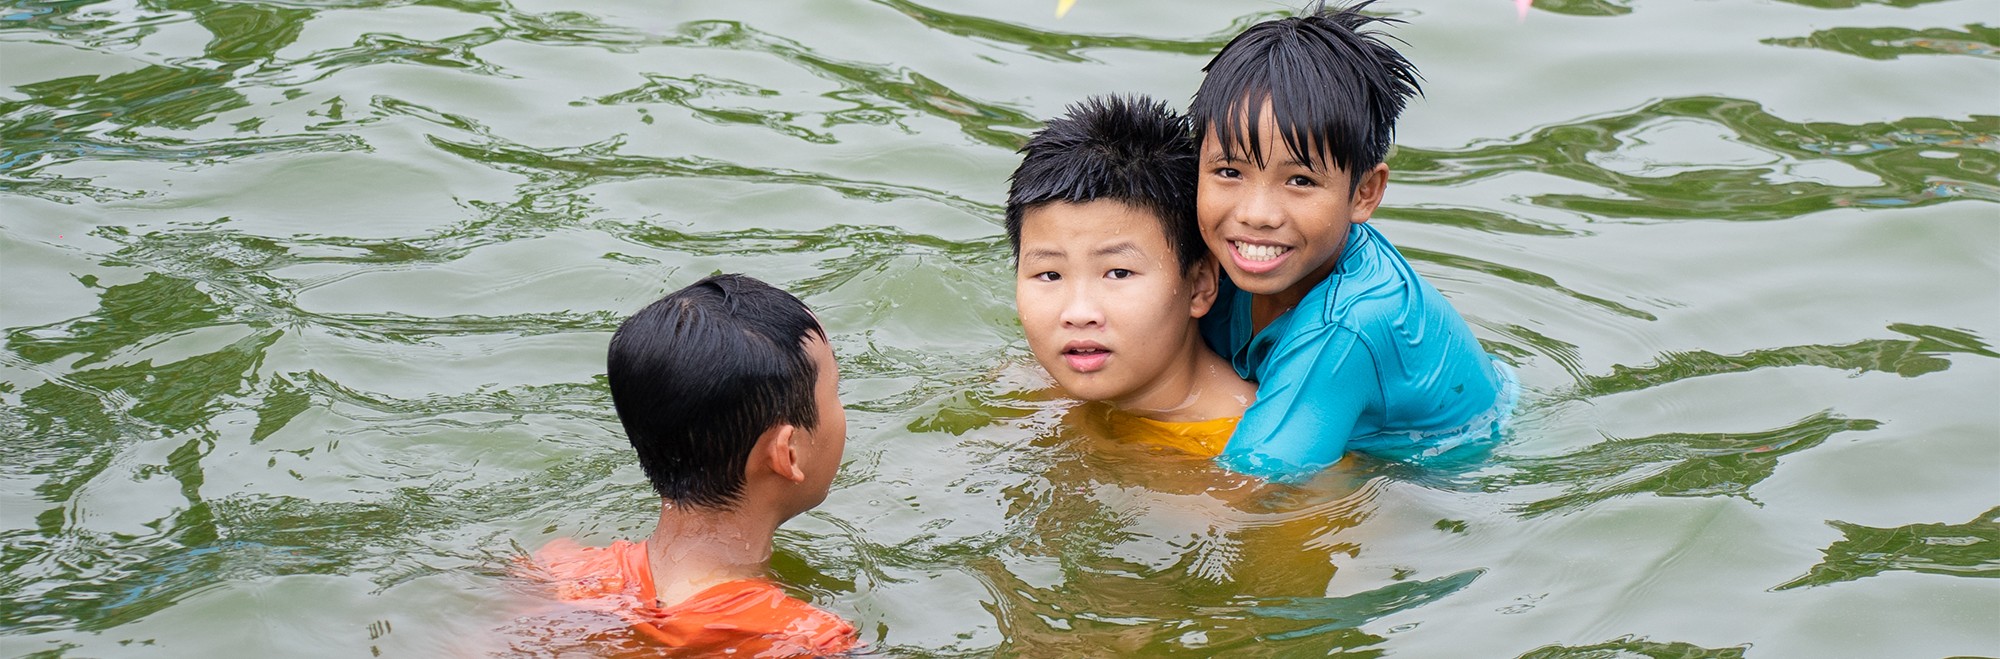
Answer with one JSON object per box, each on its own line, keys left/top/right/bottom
{"left": 2, "top": 0, "right": 1996, "bottom": 656}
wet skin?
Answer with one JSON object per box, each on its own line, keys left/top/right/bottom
{"left": 1014, "top": 200, "right": 1251, "bottom": 422}
{"left": 1197, "top": 103, "right": 1390, "bottom": 331}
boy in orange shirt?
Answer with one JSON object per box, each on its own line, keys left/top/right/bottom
{"left": 1008, "top": 95, "right": 1256, "bottom": 457}
{"left": 525, "top": 274, "right": 857, "bottom": 656}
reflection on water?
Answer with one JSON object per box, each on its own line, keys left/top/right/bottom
{"left": 1392, "top": 96, "right": 2000, "bottom": 220}
{"left": 1486, "top": 412, "right": 1881, "bottom": 517}
{"left": 1768, "top": 24, "right": 2000, "bottom": 60}
{"left": 592, "top": 18, "right": 1046, "bottom": 149}
{"left": 869, "top": 0, "right": 1293, "bottom": 64}
{"left": 1526, "top": 0, "right": 1633, "bottom": 16}
{"left": 1775, "top": 506, "right": 2000, "bottom": 591}
{"left": 2, "top": 0, "right": 1996, "bottom": 656}
{"left": 1518, "top": 635, "right": 1749, "bottom": 659}
{"left": 1567, "top": 323, "right": 1997, "bottom": 399}
{"left": 1770, "top": 0, "right": 1959, "bottom": 8}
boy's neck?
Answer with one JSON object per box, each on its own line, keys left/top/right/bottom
{"left": 1114, "top": 327, "right": 1255, "bottom": 423}
{"left": 643, "top": 499, "right": 784, "bottom": 606}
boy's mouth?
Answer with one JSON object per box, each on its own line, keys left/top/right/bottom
{"left": 1230, "top": 240, "right": 1291, "bottom": 273}
{"left": 1061, "top": 342, "right": 1111, "bottom": 372}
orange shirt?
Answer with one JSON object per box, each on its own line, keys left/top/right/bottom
{"left": 529, "top": 538, "right": 858, "bottom": 657}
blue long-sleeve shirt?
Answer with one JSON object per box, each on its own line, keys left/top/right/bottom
{"left": 1200, "top": 224, "right": 1515, "bottom": 480}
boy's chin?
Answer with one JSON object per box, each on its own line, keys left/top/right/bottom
{"left": 1220, "top": 269, "right": 1298, "bottom": 296}
{"left": 1052, "top": 378, "right": 1127, "bottom": 405}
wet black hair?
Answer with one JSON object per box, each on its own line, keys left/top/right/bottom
{"left": 1189, "top": 1, "right": 1422, "bottom": 191}
{"left": 1005, "top": 94, "right": 1206, "bottom": 274}
{"left": 606, "top": 273, "right": 825, "bottom": 509}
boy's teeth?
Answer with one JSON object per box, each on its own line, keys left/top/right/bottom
{"left": 1236, "top": 242, "right": 1288, "bottom": 262}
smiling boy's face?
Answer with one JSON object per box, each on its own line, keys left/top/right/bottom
{"left": 1015, "top": 200, "right": 1215, "bottom": 407}
{"left": 1197, "top": 102, "right": 1387, "bottom": 305}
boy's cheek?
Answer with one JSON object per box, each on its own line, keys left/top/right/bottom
{"left": 1013, "top": 297, "right": 1054, "bottom": 351}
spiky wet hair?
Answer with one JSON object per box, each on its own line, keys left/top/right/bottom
{"left": 1005, "top": 94, "right": 1205, "bottom": 274}
{"left": 1190, "top": 0, "right": 1422, "bottom": 191}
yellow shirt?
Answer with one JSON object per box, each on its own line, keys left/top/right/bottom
{"left": 1103, "top": 413, "right": 1240, "bottom": 458}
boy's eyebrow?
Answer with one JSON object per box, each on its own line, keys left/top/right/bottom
{"left": 1021, "top": 247, "right": 1066, "bottom": 260}
{"left": 1092, "top": 241, "right": 1145, "bottom": 259}
{"left": 1207, "top": 150, "right": 1318, "bottom": 168}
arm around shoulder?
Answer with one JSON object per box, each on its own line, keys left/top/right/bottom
{"left": 1216, "top": 327, "right": 1379, "bottom": 480}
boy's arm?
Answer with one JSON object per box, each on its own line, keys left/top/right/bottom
{"left": 1216, "top": 327, "right": 1379, "bottom": 481}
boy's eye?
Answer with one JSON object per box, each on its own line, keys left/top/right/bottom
{"left": 1032, "top": 271, "right": 1061, "bottom": 282}
{"left": 1287, "top": 174, "right": 1317, "bottom": 187}
{"left": 1106, "top": 269, "right": 1134, "bottom": 280}
{"left": 1215, "top": 167, "right": 1241, "bottom": 179}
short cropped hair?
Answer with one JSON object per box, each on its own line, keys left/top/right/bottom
{"left": 1190, "top": 1, "right": 1422, "bottom": 191}
{"left": 1005, "top": 94, "right": 1205, "bottom": 274}
{"left": 607, "top": 274, "right": 825, "bottom": 508}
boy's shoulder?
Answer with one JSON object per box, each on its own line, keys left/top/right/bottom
{"left": 527, "top": 537, "right": 646, "bottom": 602}
{"left": 1316, "top": 224, "right": 1423, "bottom": 323}
{"left": 631, "top": 579, "right": 858, "bottom": 656}
{"left": 524, "top": 538, "right": 859, "bottom": 655}
{"left": 1258, "top": 224, "right": 1426, "bottom": 339}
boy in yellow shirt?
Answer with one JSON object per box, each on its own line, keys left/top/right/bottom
{"left": 1007, "top": 95, "right": 1255, "bottom": 457}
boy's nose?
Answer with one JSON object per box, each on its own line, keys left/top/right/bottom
{"left": 1237, "top": 186, "right": 1284, "bottom": 230}
{"left": 1059, "top": 288, "right": 1104, "bottom": 328}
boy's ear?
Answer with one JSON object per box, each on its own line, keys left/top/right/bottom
{"left": 1188, "top": 256, "right": 1220, "bottom": 319}
{"left": 1349, "top": 163, "right": 1390, "bottom": 224}
{"left": 758, "top": 423, "right": 807, "bottom": 483}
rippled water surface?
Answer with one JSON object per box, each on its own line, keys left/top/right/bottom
{"left": 3, "top": 0, "right": 1996, "bottom": 656}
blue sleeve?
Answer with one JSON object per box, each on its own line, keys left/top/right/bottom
{"left": 1217, "top": 327, "right": 1379, "bottom": 481}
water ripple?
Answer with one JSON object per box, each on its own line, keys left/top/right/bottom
{"left": 1393, "top": 96, "right": 2000, "bottom": 220}
{"left": 1483, "top": 411, "right": 1882, "bottom": 517}
{"left": 2, "top": 0, "right": 1993, "bottom": 655}
{"left": 427, "top": 132, "right": 999, "bottom": 217}
{"left": 872, "top": 0, "right": 1274, "bottom": 63}
{"left": 1566, "top": 323, "right": 1996, "bottom": 401}
{"left": 651, "top": 19, "right": 1043, "bottom": 149}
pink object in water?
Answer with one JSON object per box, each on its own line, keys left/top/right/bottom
{"left": 1516, "top": 0, "right": 1532, "bottom": 21}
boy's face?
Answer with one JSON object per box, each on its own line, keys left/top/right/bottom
{"left": 1015, "top": 200, "right": 1215, "bottom": 406}
{"left": 1197, "top": 104, "right": 1386, "bottom": 303}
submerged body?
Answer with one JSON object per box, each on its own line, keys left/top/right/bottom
{"left": 1060, "top": 400, "right": 1240, "bottom": 458}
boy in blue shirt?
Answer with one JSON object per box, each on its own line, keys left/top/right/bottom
{"left": 1191, "top": 4, "right": 1516, "bottom": 479}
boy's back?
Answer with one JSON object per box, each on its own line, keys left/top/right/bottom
{"left": 519, "top": 274, "right": 858, "bottom": 656}
{"left": 532, "top": 538, "right": 854, "bottom": 656}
